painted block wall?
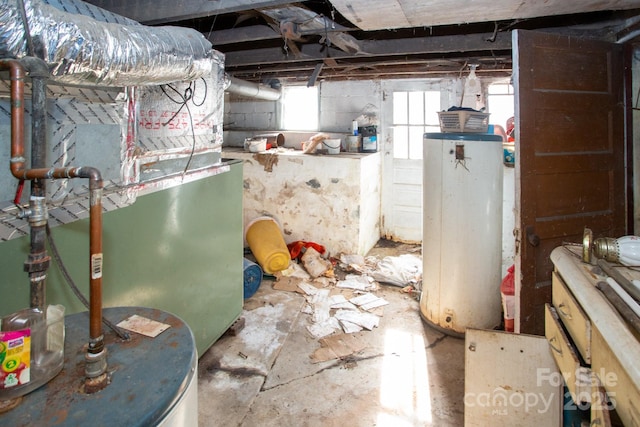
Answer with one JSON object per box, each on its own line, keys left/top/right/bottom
{"left": 318, "top": 80, "right": 381, "bottom": 132}
{"left": 223, "top": 79, "right": 382, "bottom": 147}
{"left": 224, "top": 149, "right": 381, "bottom": 256}
{"left": 222, "top": 78, "right": 491, "bottom": 145}
{"left": 223, "top": 78, "right": 517, "bottom": 275}
{"left": 359, "top": 152, "right": 383, "bottom": 253}
{"left": 224, "top": 94, "right": 280, "bottom": 131}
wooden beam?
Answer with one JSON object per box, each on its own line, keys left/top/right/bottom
{"left": 210, "top": 25, "right": 280, "bottom": 45}
{"left": 83, "top": 0, "right": 305, "bottom": 25}
{"left": 224, "top": 32, "right": 512, "bottom": 66}
{"left": 208, "top": 24, "right": 357, "bottom": 45}
{"left": 228, "top": 56, "right": 513, "bottom": 83}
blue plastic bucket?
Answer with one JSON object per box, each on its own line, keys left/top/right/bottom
{"left": 243, "top": 257, "right": 263, "bottom": 299}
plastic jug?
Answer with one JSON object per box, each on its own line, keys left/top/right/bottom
{"left": 0, "top": 304, "right": 65, "bottom": 399}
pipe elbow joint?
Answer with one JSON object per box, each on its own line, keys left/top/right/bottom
{"left": 9, "top": 158, "right": 26, "bottom": 180}
{"left": 0, "top": 59, "right": 26, "bottom": 79}
{"left": 21, "top": 56, "right": 49, "bottom": 79}
{"left": 78, "top": 167, "right": 103, "bottom": 189}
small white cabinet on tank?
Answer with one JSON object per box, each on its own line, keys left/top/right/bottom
{"left": 420, "top": 132, "right": 503, "bottom": 335}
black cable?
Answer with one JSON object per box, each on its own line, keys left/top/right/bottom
{"left": 191, "top": 78, "right": 207, "bottom": 107}
{"left": 159, "top": 78, "right": 208, "bottom": 176}
{"left": 182, "top": 101, "right": 196, "bottom": 175}
{"left": 46, "top": 223, "right": 130, "bottom": 341}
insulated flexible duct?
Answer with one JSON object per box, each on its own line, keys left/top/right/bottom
{"left": 0, "top": 0, "right": 217, "bottom": 86}
{"left": 225, "top": 74, "right": 282, "bottom": 101}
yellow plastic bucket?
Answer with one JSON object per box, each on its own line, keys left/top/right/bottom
{"left": 245, "top": 217, "right": 290, "bottom": 274}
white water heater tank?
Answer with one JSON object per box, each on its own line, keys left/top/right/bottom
{"left": 420, "top": 132, "right": 503, "bottom": 336}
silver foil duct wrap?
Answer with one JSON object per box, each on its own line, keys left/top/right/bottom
{"left": 0, "top": 0, "right": 217, "bottom": 86}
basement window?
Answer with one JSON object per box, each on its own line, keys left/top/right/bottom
{"left": 281, "top": 85, "right": 318, "bottom": 131}
{"left": 487, "top": 82, "right": 514, "bottom": 130}
{"left": 392, "top": 91, "right": 440, "bottom": 160}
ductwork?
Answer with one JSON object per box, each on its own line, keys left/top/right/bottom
{"left": 224, "top": 74, "right": 282, "bottom": 101}
{"left": 0, "top": 0, "right": 217, "bottom": 86}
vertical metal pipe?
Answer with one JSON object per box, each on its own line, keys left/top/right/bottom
{"left": 27, "top": 69, "right": 49, "bottom": 309}
{"left": 1, "top": 60, "right": 25, "bottom": 172}
{"left": 24, "top": 196, "right": 49, "bottom": 310}
{"left": 85, "top": 167, "right": 107, "bottom": 394}
{"left": 87, "top": 172, "right": 103, "bottom": 342}
{"left": 1, "top": 58, "right": 108, "bottom": 391}
{"left": 30, "top": 77, "right": 47, "bottom": 191}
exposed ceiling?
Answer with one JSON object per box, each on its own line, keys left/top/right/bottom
{"left": 84, "top": 0, "right": 640, "bottom": 85}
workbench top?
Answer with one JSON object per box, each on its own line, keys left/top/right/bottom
{"left": 550, "top": 245, "right": 640, "bottom": 424}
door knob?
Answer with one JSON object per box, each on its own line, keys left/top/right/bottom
{"left": 526, "top": 226, "right": 540, "bottom": 247}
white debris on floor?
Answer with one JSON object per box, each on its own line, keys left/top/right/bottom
{"left": 198, "top": 241, "right": 466, "bottom": 427}
{"left": 350, "top": 292, "right": 389, "bottom": 311}
{"left": 334, "top": 309, "right": 379, "bottom": 331}
{"left": 367, "top": 253, "right": 423, "bottom": 290}
{"left": 336, "top": 274, "right": 376, "bottom": 291}
{"left": 272, "top": 251, "right": 422, "bottom": 351}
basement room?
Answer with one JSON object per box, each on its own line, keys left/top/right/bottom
{"left": 1, "top": 0, "right": 640, "bottom": 426}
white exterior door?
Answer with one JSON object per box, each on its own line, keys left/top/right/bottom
{"left": 380, "top": 80, "right": 455, "bottom": 243}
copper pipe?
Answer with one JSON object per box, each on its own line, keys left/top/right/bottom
{"left": 10, "top": 166, "right": 105, "bottom": 343}
{"left": 1, "top": 60, "right": 25, "bottom": 172}
{"left": 0, "top": 59, "right": 107, "bottom": 386}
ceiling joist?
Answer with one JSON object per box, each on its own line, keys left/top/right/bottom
{"left": 83, "top": 0, "right": 640, "bottom": 83}
{"left": 225, "top": 32, "right": 512, "bottom": 67}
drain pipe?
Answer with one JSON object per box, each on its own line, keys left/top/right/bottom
{"left": 0, "top": 58, "right": 108, "bottom": 393}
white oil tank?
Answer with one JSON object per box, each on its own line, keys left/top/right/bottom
{"left": 420, "top": 132, "right": 503, "bottom": 336}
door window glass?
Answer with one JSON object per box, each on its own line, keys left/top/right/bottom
{"left": 392, "top": 91, "right": 440, "bottom": 159}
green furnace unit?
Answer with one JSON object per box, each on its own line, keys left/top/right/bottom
{"left": 0, "top": 160, "right": 244, "bottom": 357}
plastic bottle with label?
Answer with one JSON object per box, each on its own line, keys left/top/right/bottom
{"left": 0, "top": 304, "right": 65, "bottom": 399}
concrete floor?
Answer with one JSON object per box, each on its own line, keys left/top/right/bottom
{"left": 197, "top": 242, "right": 465, "bottom": 427}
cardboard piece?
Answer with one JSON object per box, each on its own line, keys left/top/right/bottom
{"left": 117, "top": 314, "right": 170, "bottom": 338}
{"left": 273, "top": 276, "right": 304, "bottom": 293}
{"left": 310, "top": 333, "right": 367, "bottom": 363}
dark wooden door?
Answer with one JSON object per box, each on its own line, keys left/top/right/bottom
{"left": 513, "top": 30, "right": 627, "bottom": 335}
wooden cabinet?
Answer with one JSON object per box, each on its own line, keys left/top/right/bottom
{"left": 465, "top": 246, "right": 640, "bottom": 426}
{"left": 550, "top": 246, "right": 640, "bottom": 426}
{"left": 545, "top": 304, "right": 592, "bottom": 404}
{"left": 551, "top": 271, "right": 591, "bottom": 364}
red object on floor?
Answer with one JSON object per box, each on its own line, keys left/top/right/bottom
{"left": 287, "top": 241, "right": 326, "bottom": 260}
{"left": 501, "top": 264, "right": 515, "bottom": 332}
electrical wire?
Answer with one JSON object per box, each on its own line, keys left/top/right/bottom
{"left": 206, "top": 14, "right": 218, "bottom": 41}
{"left": 159, "top": 78, "right": 208, "bottom": 176}
{"left": 46, "top": 223, "right": 130, "bottom": 341}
